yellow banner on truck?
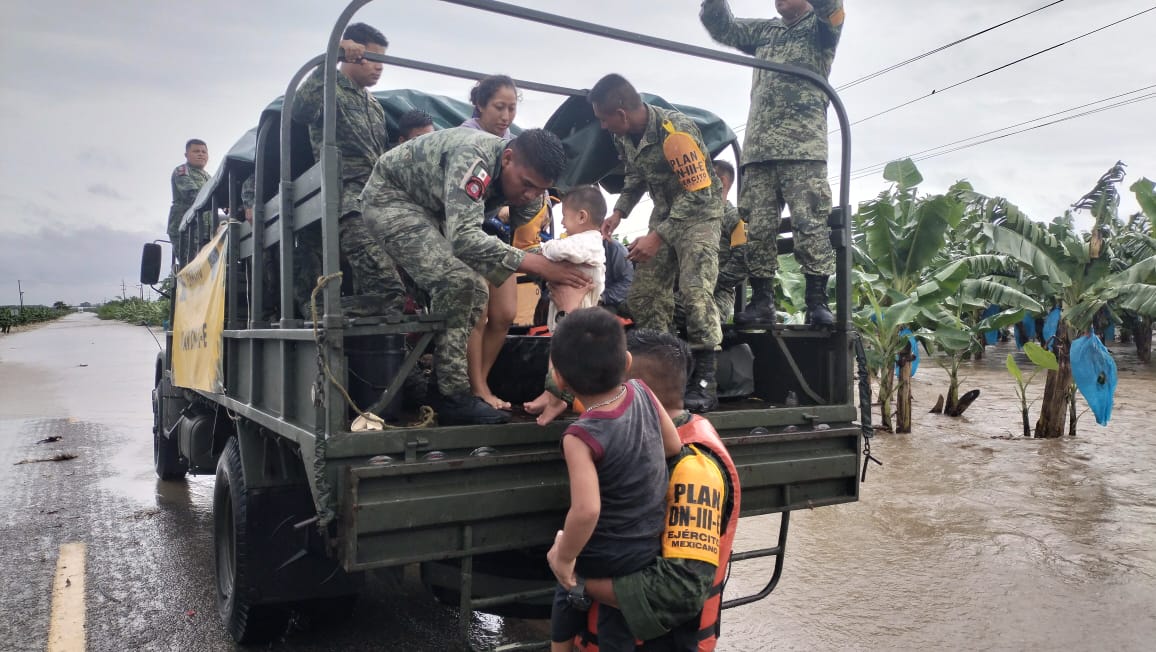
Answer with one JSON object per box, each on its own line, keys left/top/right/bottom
{"left": 172, "top": 225, "right": 227, "bottom": 393}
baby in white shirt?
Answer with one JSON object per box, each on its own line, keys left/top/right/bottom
{"left": 524, "top": 185, "right": 609, "bottom": 425}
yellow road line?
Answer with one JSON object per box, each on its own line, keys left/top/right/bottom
{"left": 47, "top": 542, "right": 86, "bottom": 652}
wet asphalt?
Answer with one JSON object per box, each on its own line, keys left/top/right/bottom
{"left": 0, "top": 314, "right": 542, "bottom": 651}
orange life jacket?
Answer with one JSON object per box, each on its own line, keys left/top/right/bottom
{"left": 575, "top": 415, "right": 741, "bottom": 652}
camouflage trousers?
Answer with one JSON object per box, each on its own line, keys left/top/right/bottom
{"left": 713, "top": 244, "right": 749, "bottom": 322}
{"left": 294, "top": 211, "right": 407, "bottom": 318}
{"left": 361, "top": 197, "right": 488, "bottom": 397}
{"left": 739, "top": 160, "right": 835, "bottom": 277}
{"left": 628, "top": 219, "right": 721, "bottom": 350}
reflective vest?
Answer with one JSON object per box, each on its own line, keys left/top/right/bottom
{"left": 576, "top": 415, "right": 741, "bottom": 652}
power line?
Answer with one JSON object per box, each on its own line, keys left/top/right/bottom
{"left": 836, "top": 91, "right": 1156, "bottom": 185}
{"left": 834, "top": 6, "right": 1156, "bottom": 132}
{"left": 838, "top": 0, "right": 1067, "bottom": 92}
{"left": 837, "top": 84, "right": 1156, "bottom": 181}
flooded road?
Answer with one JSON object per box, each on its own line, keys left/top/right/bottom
{"left": 2, "top": 313, "right": 1154, "bottom": 650}
{"left": 724, "top": 344, "right": 1156, "bottom": 651}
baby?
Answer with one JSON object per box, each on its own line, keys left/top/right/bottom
{"left": 524, "top": 185, "right": 607, "bottom": 425}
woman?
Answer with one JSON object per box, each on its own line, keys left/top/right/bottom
{"left": 461, "top": 75, "right": 522, "bottom": 410}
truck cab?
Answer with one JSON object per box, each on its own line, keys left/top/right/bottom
{"left": 139, "top": 1, "right": 868, "bottom": 647}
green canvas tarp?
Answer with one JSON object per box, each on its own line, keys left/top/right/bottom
{"left": 543, "top": 93, "right": 738, "bottom": 192}
{"left": 184, "top": 88, "right": 737, "bottom": 225}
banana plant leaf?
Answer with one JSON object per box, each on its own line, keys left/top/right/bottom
{"left": 1070, "top": 333, "right": 1117, "bottom": 426}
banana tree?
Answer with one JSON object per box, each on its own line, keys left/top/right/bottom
{"left": 978, "top": 162, "right": 1156, "bottom": 437}
{"left": 853, "top": 159, "right": 966, "bottom": 432}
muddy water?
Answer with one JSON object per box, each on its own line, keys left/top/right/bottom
{"left": 5, "top": 316, "right": 1154, "bottom": 650}
{"left": 720, "top": 343, "right": 1156, "bottom": 651}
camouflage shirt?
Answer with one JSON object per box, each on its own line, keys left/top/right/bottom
{"left": 293, "top": 65, "right": 388, "bottom": 215}
{"left": 168, "top": 163, "right": 211, "bottom": 239}
{"left": 613, "top": 104, "right": 724, "bottom": 243}
{"left": 700, "top": 0, "right": 843, "bottom": 163}
{"left": 361, "top": 128, "right": 540, "bottom": 286}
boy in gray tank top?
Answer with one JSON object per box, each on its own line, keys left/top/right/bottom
{"left": 545, "top": 308, "right": 683, "bottom": 651}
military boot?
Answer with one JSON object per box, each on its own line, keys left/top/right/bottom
{"left": 684, "top": 349, "right": 719, "bottom": 414}
{"left": 804, "top": 274, "right": 835, "bottom": 328}
{"left": 734, "top": 277, "right": 777, "bottom": 327}
{"left": 434, "top": 391, "right": 510, "bottom": 426}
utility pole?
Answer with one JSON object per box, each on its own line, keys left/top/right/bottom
{"left": 17, "top": 280, "right": 24, "bottom": 314}
{"left": 121, "top": 279, "right": 127, "bottom": 301}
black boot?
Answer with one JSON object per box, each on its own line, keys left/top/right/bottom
{"left": 734, "top": 277, "right": 777, "bottom": 327}
{"left": 684, "top": 349, "right": 719, "bottom": 413}
{"left": 804, "top": 274, "right": 834, "bottom": 328}
{"left": 434, "top": 391, "right": 510, "bottom": 426}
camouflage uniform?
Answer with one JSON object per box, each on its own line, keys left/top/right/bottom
{"left": 615, "top": 104, "right": 723, "bottom": 351}
{"left": 713, "top": 200, "right": 748, "bottom": 320}
{"left": 293, "top": 64, "right": 406, "bottom": 315}
{"left": 167, "top": 163, "right": 211, "bottom": 243}
{"left": 359, "top": 129, "right": 539, "bottom": 396}
{"left": 700, "top": 0, "right": 843, "bottom": 278}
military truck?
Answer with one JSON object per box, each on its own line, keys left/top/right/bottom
{"left": 139, "top": 1, "right": 870, "bottom": 647}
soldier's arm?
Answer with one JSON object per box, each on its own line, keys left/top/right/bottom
{"left": 291, "top": 65, "right": 325, "bottom": 126}
{"left": 700, "top": 0, "right": 775, "bottom": 55}
{"left": 442, "top": 152, "right": 526, "bottom": 286}
{"left": 809, "top": 0, "right": 846, "bottom": 47}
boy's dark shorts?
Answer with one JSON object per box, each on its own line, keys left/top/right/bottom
{"left": 613, "top": 557, "right": 715, "bottom": 641}
{"left": 551, "top": 538, "right": 657, "bottom": 647}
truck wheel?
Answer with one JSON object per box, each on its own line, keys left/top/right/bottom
{"left": 153, "top": 383, "right": 187, "bottom": 480}
{"left": 214, "top": 437, "right": 290, "bottom": 643}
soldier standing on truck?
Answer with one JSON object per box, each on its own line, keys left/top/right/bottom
{"left": 700, "top": 0, "right": 844, "bottom": 328}
{"left": 293, "top": 22, "right": 407, "bottom": 318}
{"left": 592, "top": 74, "right": 724, "bottom": 414}
{"left": 359, "top": 128, "right": 591, "bottom": 425}
{"left": 167, "top": 138, "right": 211, "bottom": 244}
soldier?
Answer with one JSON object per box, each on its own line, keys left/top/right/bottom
{"left": 167, "top": 139, "right": 212, "bottom": 244}
{"left": 360, "top": 128, "right": 590, "bottom": 425}
{"left": 396, "top": 109, "right": 435, "bottom": 143}
{"left": 711, "top": 159, "right": 749, "bottom": 322}
{"left": 592, "top": 74, "right": 723, "bottom": 413}
{"left": 700, "top": 0, "right": 844, "bottom": 328}
{"left": 292, "top": 22, "right": 406, "bottom": 318}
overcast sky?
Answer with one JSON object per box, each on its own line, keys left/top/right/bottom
{"left": 1, "top": 0, "right": 1154, "bottom": 305}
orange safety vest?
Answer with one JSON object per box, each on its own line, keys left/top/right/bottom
{"left": 576, "top": 415, "right": 741, "bottom": 652}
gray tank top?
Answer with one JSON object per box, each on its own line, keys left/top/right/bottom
{"left": 563, "top": 379, "right": 668, "bottom": 546}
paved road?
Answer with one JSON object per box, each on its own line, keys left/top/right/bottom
{"left": 0, "top": 314, "right": 539, "bottom": 651}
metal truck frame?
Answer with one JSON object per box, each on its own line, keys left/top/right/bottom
{"left": 141, "top": 1, "right": 869, "bottom": 648}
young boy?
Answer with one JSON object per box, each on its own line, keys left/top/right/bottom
{"left": 545, "top": 309, "right": 683, "bottom": 652}
{"left": 574, "top": 330, "right": 740, "bottom": 651}
{"left": 523, "top": 186, "right": 608, "bottom": 426}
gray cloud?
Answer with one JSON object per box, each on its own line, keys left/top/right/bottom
{"left": 0, "top": 0, "right": 1152, "bottom": 258}
{"left": 87, "top": 183, "right": 127, "bottom": 200}
{"left": 0, "top": 225, "right": 168, "bottom": 305}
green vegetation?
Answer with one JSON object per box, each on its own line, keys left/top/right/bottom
{"left": 97, "top": 297, "right": 169, "bottom": 326}
{"left": 0, "top": 304, "right": 70, "bottom": 331}
{"left": 847, "top": 159, "right": 1156, "bottom": 437}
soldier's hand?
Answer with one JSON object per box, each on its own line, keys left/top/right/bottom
{"left": 521, "top": 254, "right": 590, "bottom": 288}
{"left": 600, "top": 211, "right": 624, "bottom": 239}
{"left": 626, "top": 232, "right": 662, "bottom": 263}
{"left": 339, "top": 39, "right": 366, "bottom": 63}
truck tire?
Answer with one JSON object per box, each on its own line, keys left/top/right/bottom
{"left": 214, "top": 437, "right": 290, "bottom": 644}
{"left": 152, "top": 383, "right": 187, "bottom": 480}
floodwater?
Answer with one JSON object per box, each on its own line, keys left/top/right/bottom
{"left": 722, "top": 343, "right": 1156, "bottom": 651}
{"left": 2, "top": 314, "right": 1154, "bottom": 651}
